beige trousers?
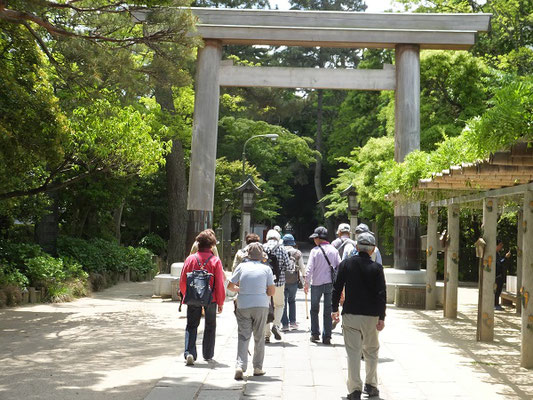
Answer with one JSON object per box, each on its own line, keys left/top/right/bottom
{"left": 264, "top": 284, "right": 285, "bottom": 338}
{"left": 342, "top": 314, "right": 380, "bottom": 393}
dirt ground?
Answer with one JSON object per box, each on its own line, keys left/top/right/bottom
{"left": 0, "top": 281, "right": 186, "bottom": 400}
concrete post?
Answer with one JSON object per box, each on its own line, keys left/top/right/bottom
{"left": 215, "top": 227, "right": 224, "bottom": 264}
{"left": 187, "top": 40, "right": 223, "bottom": 248}
{"left": 445, "top": 204, "right": 459, "bottom": 318}
{"left": 480, "top": 197, "right": 497, "bottom": 342}
{"left": 521, "top": 191, "right": 533, "bottom": 368}
{"left": 517, "top": 208, "right": 523, "bottom": 315}
{"left": 222, "top": 206, "right": 232, "bottom": 270}
{"left": 426, "top": 205, "right": 438, "bottom": 310}
{"left": 241, "top": 212, "right": 251, "bottom": 246}
{"left": 394, "top": 44, "right": 421, "bottom": 270}
{"left": 349, "top": 215, "right": 358, "bottom": 241}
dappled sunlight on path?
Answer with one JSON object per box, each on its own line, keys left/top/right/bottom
{"left": 0, "top": 281, "right": 184, "bottom": 400}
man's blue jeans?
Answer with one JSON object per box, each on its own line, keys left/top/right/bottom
{"left": 310, "top": 283, "right": 333, "bottom": 340}
{"left": 184, "top": 303, "right": 217, "bottom": 360}
{"left": 281, "top": 282, "right": 298, "bottom": 327}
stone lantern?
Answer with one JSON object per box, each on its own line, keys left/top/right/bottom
{"left": 341, "top": 184, "right": 359, "bottom": 240}
{"left": 236, "top": 177, "right": 262, "bottom": 245}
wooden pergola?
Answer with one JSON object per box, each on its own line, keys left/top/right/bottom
{"left": 418, "top": 142, "right": 533, "bottom": 191}
{"left": 413, "top": 141, "right": 533, "bottom": 368}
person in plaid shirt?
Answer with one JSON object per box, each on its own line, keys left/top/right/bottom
{"left": 263, "top": 229, "right": 292, "bottom": 342}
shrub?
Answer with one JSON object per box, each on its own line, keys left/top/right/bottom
{"left": 62, "top": 257, "right": 89, "bottom": 280}
{"left": 57, "top": 237, "right": 129, "bottom": 273}
{"left": 57, "top": 236, "right": 106, "bottom": 273}
{"left": 47, "top": 278, "right": 89, "bottom": 303}
{"left": 25, "top": 255, "right": 65, "bottom": 288}
{"left": 0, "top": 240, "right": 44, "bottom": 272}
{"left": 139, "top": 233, "right": 167, "bottom": 256}
{"left": 0, "top": 265, "right": 29, "bottom": 289}
{"left": 126, "top": 246, "right": 155, "bottom": 276}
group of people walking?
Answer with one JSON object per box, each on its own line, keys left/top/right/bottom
{"left": 179, "top": 222, "right": 386, "bottom": 400}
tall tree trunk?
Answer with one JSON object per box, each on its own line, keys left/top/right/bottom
{"left": 112, "top": 200, "right": 124, "bottom": 244}
{"left": 154, "top": 85, "right": 188, "bottom": 269}
{"left": 314, "top": 89, "right": 326, "bottom": 218}
{"left": 314, "top": 89, "right": 335, "bottom": 238}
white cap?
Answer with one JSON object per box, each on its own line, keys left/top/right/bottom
{"left": 266, "top": 229, "right": 281, "bottom": 241}
{"left": 337, "top": 223, "right": 351, "bottom": 234}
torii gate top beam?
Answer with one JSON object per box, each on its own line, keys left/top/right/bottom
{"left": 190, "top": 8, "right": 491, "bottom": 50}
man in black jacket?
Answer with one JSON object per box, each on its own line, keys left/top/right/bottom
{"left": 331, "top": 232, "right": 386, "bottom": 400}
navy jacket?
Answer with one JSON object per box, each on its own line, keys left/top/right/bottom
{"left": 332, "top": 252, "right": 386, "bottom": 320}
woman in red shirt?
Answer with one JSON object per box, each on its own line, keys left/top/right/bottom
{"left": 180, "top": 229, "right": 226, "bottom": 365}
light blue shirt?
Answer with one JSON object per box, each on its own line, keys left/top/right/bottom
{"left": 231, "top": 261, "right": 274, "bottom": 309}
{"left": 345, "top": 246, "right": 383, "bottom": 265}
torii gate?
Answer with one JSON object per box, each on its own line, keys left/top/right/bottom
{"left": 183, "top": 8, "right": 491, "bottom": 269}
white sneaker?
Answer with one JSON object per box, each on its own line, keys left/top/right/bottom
{"left": 186, "top": 354, "right": 194, "bottom": 366}
{"left": 234, "top": 367, "right": 244, "bottom": 380}
{"left": 290, "top": 322, "right": 299, "bottom": 330}
{"left": 253, "top": 368, "right": 266, "bottom": 376}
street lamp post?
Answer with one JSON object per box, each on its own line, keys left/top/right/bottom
{"left": 242, "top": 134, "right": 279, "bottom": 179}
{"left": 341, "top": 184, "right": 359, "bottom": 240}
{"left": 235, "top": 178, "right": 263, "bottom": 245}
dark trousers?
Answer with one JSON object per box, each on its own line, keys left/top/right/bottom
{"left": 494, "top": 276, "right": 504, "bottom": 306}
{"left": 184, "top": 303, "right": 217, "bottom": 360}
{"left": 310, "top": 283, "right": 333, "bottom": 340}
{"left": 281, "top": 282, "right": 298, "bottom": 326}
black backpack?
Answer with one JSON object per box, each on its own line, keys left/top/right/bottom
{"left": 183, "top": 254, "right": 214, "bottom": 306}
{"left": 265, "top": 245, "right": 280, "bottom": 283}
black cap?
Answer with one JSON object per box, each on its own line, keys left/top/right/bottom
{"left": 309, "top": 226, "right": 328, "bottom": 240}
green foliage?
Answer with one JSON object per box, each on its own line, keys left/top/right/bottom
{"left": 139, "top": 233, "right": 167, "bottom": 256}
{"left": 58, "top": 237, "right": 123, "bottom": 273}
{"left": 326, "top": 49, "right": 394, "bottom": 163}
{"left": 419, "top": 51, "right": 491, "bottom": 151}
{"left": 464, "top": 77, "right": 533, "bottom": 157}
{"left": 396, "top": 0, "right": 533, "bottom": 76}
{"left": 0, "top": 23, "right": 69, "bottom": 198}
{"left": 68, "top": 94, "right": 171, "bottom": 177}
{"left": 0, "top": 241, "right": 44, "bottom": 271}
{"left": 125, "top": 246, "right": 156, "bottom": 275}
{"left": 324, "top": 136, "right": 396, "bottom": 252}
{"left": 327, "top": 91, "right": 390, "bottom": 163}
{"left": 57, "top": 236, "right": 154, "bottom": 275}
{"left": 217, "top": 116, "right": 318, "bottom": 223}
{"left": 0, "top": 266, "right": 29, "bottom": 289}
{"left": 26, "top": 255, "right": 66, "bottom": 287}
{"left": 214, "top": 157, "right": 266, "bottom": 223}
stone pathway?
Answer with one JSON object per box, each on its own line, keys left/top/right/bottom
{"left": 145, "top": 286, "right": 533, "bottom": 400}
{"left": 1, "top": 279, "right": 532, "bottom": 399}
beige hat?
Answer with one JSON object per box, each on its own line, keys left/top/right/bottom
{"left": 247, "top": 242, "right": 264, "bottom": 261}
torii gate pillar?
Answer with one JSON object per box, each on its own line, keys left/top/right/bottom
{"left": 394, "top": 44, "right": 421, "bottom": 270}
{"left": 186, "top": 40, "right": 222, "bottom": 250}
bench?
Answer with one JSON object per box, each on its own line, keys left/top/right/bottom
{"left": 500, "top": 291, "right": 517, "bottom": 307}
